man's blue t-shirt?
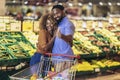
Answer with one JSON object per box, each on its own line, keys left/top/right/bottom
{"left": 52, "top": 17, "right": 75, "bottom": 59}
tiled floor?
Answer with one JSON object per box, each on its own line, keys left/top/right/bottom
{"left": 76, "top": 70, "right": 120, "bottom": 80}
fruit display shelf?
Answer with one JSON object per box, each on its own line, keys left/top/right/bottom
{"left": 0, "top": 32, "right": 36, "bottom": 66}
{"left": 72, "top": 28, "right": 120, "bottom": 76}
{"left": 74, "top": 59, "right": 120, "bottom": 76}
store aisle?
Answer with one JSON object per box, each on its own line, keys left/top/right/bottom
{"left": 76, "top": 73, "right": 120, "bottom": 80}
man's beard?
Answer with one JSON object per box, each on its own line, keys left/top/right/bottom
{"left": 57, "top": 17, "right": 63, "bottom": 24}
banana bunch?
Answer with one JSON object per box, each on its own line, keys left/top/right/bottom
{"left": 74, "top": 32, "right": 102, "bottom": 54}
{"left": 74, "top": 32, "right": 89, "bottom": 42}
{"left": 0, "top": 52, "right": 12, "bottom": 60}
{"left": 97, "top": 28, "right": 115, "bottom": 37}
{"left": 23, "top": 31, "right": 38, "bottom": 47}
{"left": 0, "top": 45, "right": 6, "bottom": 51}
{"left": 71, "top": 60, "right": 94, "bottom": 71}
{"left": 103, "top": 60, "right": 120, "bottom": 67}
{"left": 96, "top": 28, "right": 120, "bottom": 47}
{"left": 82, "top": 41, "right": 102, "bottom": 53}
{"left": 72, "top": 46, "right": 83, "bottom": 55}
{"left": 9, "top": 32, "right": 22, "bottom": 37}
{"left": 91, "top": 60, "right": 106, "bottom": 68}
{"left": 8, "top": 45, "right": 22, "bottom": 51}
{"left": 0, "top": 38, "right": 16, "bottom": 44}
{"left": 109, "top": 37, "right": 120, "bottom": 47}
{"left": 18, "top": 41, "right": 36, "bottom": 56}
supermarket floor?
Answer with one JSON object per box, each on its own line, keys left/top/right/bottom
{"left": 75, "top": 70, "right": 120, "bottom": 80}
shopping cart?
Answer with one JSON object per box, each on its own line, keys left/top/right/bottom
{"left": 10, "top": 53, "right": 80, "bottom": 80}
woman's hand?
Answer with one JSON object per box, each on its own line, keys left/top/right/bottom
{"left": 56, "top": 28, "right": 62, "bottom": 38}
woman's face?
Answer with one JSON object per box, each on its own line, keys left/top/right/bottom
{"left": 46, "top": 19, "right": 53, "bottom": 31}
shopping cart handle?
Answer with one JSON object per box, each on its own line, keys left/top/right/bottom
{"left": 44, "top": 53, "right": 80, "bottom": 59}
{"left": 76, "top": 55, "right": 80, "bottom": 59}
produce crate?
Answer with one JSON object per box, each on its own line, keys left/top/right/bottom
{"left": 76, "top": 70, "right": 94, "bottom": 76}
{"left": 0, "top": 37, "right": 17, "bottom": 45}
{"left": 0, "top": 32, "right": 35, "bottom": 66}
{"left": 0, "top": 51, "right": 13, "bottom": 61}
{"left": 93, "top": 67, "right": 108, "bottom": 73}
{"left": 80, "top": 53, "right": 97, "bottom": 60}
{"left": 108, "top": 65, "right": 120, "bottom": 70}
{"left": 6, "top": 43, "right": 30, "bottom": 59}
{"left": 73, "top": 41, "right": 81, "bottom": 44}
{"left": 0, "top": 32, "right": 9, "bottom": 37}
{"left": 0, "top": 57, "right": 30, "bottom": 66}
{"left": 8, "top": 32, "right": 25, "bottom": 38}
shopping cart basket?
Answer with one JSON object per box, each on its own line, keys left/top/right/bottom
{"left": 10, "top": 53, "right": 80, "bottom": 80}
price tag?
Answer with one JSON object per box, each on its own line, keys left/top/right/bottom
{"left": 109, "top": 17, "right": 113, "bottom": 24}
{"left": 34, "top": 21, "right": 40, "bottom": 32}
{"left": 82, "top": 21, "right": 87, "bottom": 28}
{"left": 10, "top": 22, "right": 21, "bottom": 31}
{"left": 98, "top": 21, "right": 103, "bottom": 28}
{"left": 4, "top": 19, "right": 10, "bottom": 23}
{"left": 95, "top": 68, "right": 100, "bottom": 72}
{"left": 0, "top": 23, "right": 6, "bottom": 31}
{"left": 119, "top": 18, "right": 120, "bottom": 23}
{"left": 22, "top": 21, "right": 33, "bottom": 31}
{"left": 0, "top": 19, "right": 3, "bottom": 22}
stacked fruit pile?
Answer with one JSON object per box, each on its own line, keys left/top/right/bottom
{"left": 0, "top": 32, "right": 36, "bottom": 66}
{"left": 73, "top": 32, "right": 102, "bottom": 55}
{"left": 71, "top": 59, "right": 120, "bottom": 72}
{"left": 23, "top": 31, "right": 38, "bottom": 48}
{"left": 96, "top": 28, "right": 120, "bottom": 48}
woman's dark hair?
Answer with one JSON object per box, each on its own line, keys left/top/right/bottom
{"left": 39, "top": 14, "right": 57, "bottom": 30}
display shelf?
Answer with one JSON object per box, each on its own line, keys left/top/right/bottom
{"left": 0, "top": 32, "right": 9, "bottom": 37}
{"left": 0, "top": 58, "right": 30, "bottom": 66}
{"left": 80, "top": 53, "right": 97, "bottom": 60}
{"left": 8, "top": 32, "right": 25, "bottom": 38}
{"left": 0, "top": 37, "right": 17, "bottom": 45}
{"left": 93, "top": 67, "right": 108, "bottom": 73}
{"left": 0, "top": 32, "right": 35, "bottom": 66}
{"left": 108, "top": 65, "right": 120, "bottom": 71}
{"left": 0, "top": 51, "right": 13, "bottom": 61}
{"left": 7, "top": 43, "right": 30, "bottom": 59}
{"left": 76, "top": 70, "right": 94, "bottom": 76}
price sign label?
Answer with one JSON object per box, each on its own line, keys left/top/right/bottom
{"left": 0, "top": 23, "right": 6, "bottom": 31}
{"left": 95, "top": 68, "right": 100, "bottom": 72}
{"left": 34, "top": 21, "right": 40, "bottom": 32}
{"left": 10, "top": 22, "right": 21, "bottom": 31}
{"left": 98, "top": 21, "right": 103, "bottom": 28}
{"left": 0, "top": 19, "right": 3, "bottom": 22}
{"left": 82, "top": 21, "right": 87, "bottom": 28}
{"left": 22, "top": 21, "right": 33, "bottom": 31}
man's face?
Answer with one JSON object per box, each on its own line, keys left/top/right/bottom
{"left": 52, "top": 8, "right": 63, "bottom": 21}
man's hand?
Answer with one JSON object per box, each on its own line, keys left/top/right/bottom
{"left": 56, "top": 28, "right": 73, "bottom": 47}
{"left": 56, "top": 28, "right": 62, "bottom": 38}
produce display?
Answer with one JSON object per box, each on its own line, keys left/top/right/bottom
{"left": 0, "top": 32, "right": 36, "bottom": 66}
{"left": 0, "top": 16, "right": 120, "bottom": 75}
{"left": 71, "top": 59, "right": 120, "bottom": 73}
{"left": 73, "top": 32, "right": 102, "bottom": 55}
{"left": 71, "top": 22, "right": 120, "bottom": 74}
{"left": 23, "top": 31, "right": 38, "bottom": 48}
{"left": 20, "top": 26, "right": 120, "bottom": 74}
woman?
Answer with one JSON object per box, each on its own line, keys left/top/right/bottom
{"left": 30, "top": 14, "right": 57, "bottom": 66}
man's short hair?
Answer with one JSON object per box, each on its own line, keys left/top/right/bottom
{"left": 52, "top": 5, "right": 64, "bottom": 10}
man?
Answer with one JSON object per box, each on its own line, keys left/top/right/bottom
{"left": 51, "top": 4, "right": 75, "bottom": 73}
{"left": 52, "top": 5, "right": 75, "bottom": 60}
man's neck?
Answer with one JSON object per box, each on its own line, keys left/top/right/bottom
{"left": 57, "top": 16, "right": 65, "bottom": 24}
